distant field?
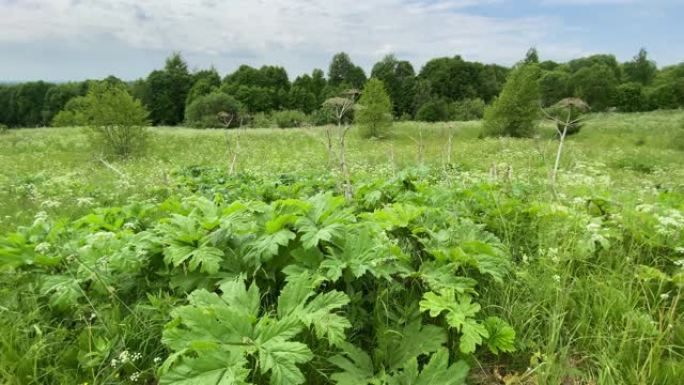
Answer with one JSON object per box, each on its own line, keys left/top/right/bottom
{"left": 1, "top": 111, "right": 683, "bottom": 385}
{"left": 2, "top": 111, "right": 683, "bottom": 230}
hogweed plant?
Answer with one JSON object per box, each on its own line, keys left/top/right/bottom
{"left": 542, "top": 97, "right": 590, "bottom": 188}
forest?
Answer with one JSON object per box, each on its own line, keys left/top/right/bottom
{"left": 1, "top": 48, "right": 683, "bottom": 129}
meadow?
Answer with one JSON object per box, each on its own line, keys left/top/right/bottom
{"left": 1, "top": 110, "right": 683, "bottom": 385}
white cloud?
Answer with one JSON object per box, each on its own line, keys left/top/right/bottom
{"left": 0, "top": 0, "right": 587, "bottom": 77}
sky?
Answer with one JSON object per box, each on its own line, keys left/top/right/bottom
{"left": 0, "top": 0, "right": 682, "bottom": 82}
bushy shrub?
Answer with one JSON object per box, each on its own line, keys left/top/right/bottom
{"left": 540, "top": 70, "right": 572, "bottom": 106}
{"left": 309, "top": 109, "right": 333, "bottom": 126}
{"left": 249, "top": 112, "right": 273, "bottom": 128}
{"left": 272, "top": 109, "right": 308, "bottom": 128}
{"left": 615, "top": 82, "right": 646, "bottom": 112}
{"left": 646, "top": 83, "right": 683, "bottom": 110}
{"left": 53, "top": 82, "right": 150, "bottom": 158}
{"left": 570, "top": 64, "right": 618, "bottom": 111}
{"left": 52, "top": 97, "right": 90, "bottom": 127}
{"left": 185, "top": 92, "right": 242, "bottom": 128}
{"left": 416, "top": 98, "right": 451, "bottom": 122}
{"left": 482, "top": 64, "right": 542, "bottom": 137}
{"left": 451, "top": 98, "right": 485, "bottom": 121}
{"left": 355, "top": 78, "right": 393, "bottom": 138}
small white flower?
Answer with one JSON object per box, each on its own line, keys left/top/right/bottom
{"left": 76, "top": 197, "right": 95, "bottom": 207}
{"left": 153, "top": 357, "right": 162, "bottom": 364}
{"left": 118, "top": 350, "right": 130, "bottom": 363}
{"left": 675, "top": 247, "right": 684, "bottom": 255}
{"left": 129, "top": 372, "right": 141, "bottom": 382}
{"left": 40, "top": 199, "right": 61, "bottom": 208}
{"left": 553, "top": 275, "right": 561, "bottom": 283}
{"left": 660, "top": 293, "right": 670, "bottom": 300}
{"left": 34, "top": 242, "right": 51, "bottom": 254}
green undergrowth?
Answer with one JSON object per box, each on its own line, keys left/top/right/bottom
{"left": 1, "top": 167, "right": 682, "bottom": 385}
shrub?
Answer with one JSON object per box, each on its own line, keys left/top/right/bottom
{"left": 185, "top": 92, "right": 242, "bottom": 128}
{"left": 249, "top": 112, "right": 273, "bottom": 128}
{"left": 53, "top": 82, "right": 150, "bottom": 158}
{"left": 0, "top": 123, "right": 7, "bottom": 134}
{"left": 355, "top": 78, "right": 393, "bottom": 138}
{"left": 482, "top": 64, "right": 542, "bottom": 137}
{"left": 646, "top": 83, "right": 682, "bottom": 110}
{"left": 309, "top": 109, "right": 333, "bottom": 126}
{"left": 272, "top": 109, "right": 308, "bottom": 128}
{"left": 416, "top": 98, "right": 451, "bottom": 122}
{"left": 615, "top": 82, "right": 646, "bottom": 112}
{"left": 52, "top": 96, "right": 90, "bottom": 127}
{"left": 570, "top": 64, "right": 618, "bottom": 111}
{"left": 451, "top": 98, "right": 485, "bottom": 121}
{"left": 540, "top": 70, "right": 572, "bottom": 106}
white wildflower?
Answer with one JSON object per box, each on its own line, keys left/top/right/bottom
{"left": 76, "top": 197, "right": 95, "bottom": 207}
{"left": 660, "top": 293, "right": 670, "bottom": 300}
{"left": 118, "top": 350, "right": 131, "bottom": 363}
{"left": 129, "top": 372, "right": 141, "bottom": 382}
{"left": 34, "top": 242, "right": 51, "bottom": 254}
{"left": 40, "top": 199, "right": 61, "bottom": 208}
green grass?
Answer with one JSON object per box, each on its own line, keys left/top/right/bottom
{"left": 2, "top": 110, "right": 682, "bottom": 232}
{"left": 1, "top": 110, "right": 683, "bottom": 385}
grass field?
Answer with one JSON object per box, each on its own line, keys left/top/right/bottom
{"left": 1, "top": 110, "right": 683, "bottom": 385}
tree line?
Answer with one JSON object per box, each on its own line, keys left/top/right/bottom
{"left": 0, "top": 48, "right": 682, "bottom": 128}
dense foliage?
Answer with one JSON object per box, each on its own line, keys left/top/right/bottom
{"left": 0, "top": 169, "right": 519, "bottom": 385}
{"left": 2, "top": 49, "right": 684, "bottom": 128}
{"left": 52, "top": 82, "right": 150, "bottom": 157}
{"left": 1, "top": 111, "right": 683, "bottom": 385}
{"left": 356, "top": 78, "right": 393, "bottom": 138}
{"left": 185, "top": 92, "right": 243, "bottom": 128}
{"left": 482, "top": 64, "right": 542, "bottom": 138}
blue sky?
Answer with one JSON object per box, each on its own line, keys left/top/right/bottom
{"left": 0, "top": 0, "right": 682, "bottom": 81}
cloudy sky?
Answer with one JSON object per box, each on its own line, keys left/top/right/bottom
{"left": 1, "top": 0, "right": 682, "bottom": 81}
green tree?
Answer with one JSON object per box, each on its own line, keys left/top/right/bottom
{"left": 42, "top": 82, "right": 87, "bottom": 124}
{"left": 185, "top": 91, "right": 243, "bottom": 128}
{"left": 623, "top": 48, "right": 657, "bottom": 85}
{"left": 567, "top": 54, "right": 622, "bottom": 80}
{"left": 482, "top": 64, "right": 542, "bottom": 138}
{"left": 524, "top": 47, "right": 539, "bottom": 64}
{"left": 143, "top": 52, "right": 192, "bottom": 125}
{"left": 0, "top": 85, "right": 16, "bottom": 127}
{"left": 571, "top": 64, "right": 618, "bottom": 111}
{"left": 355, "top": 78, "right": 393, "bottom": 138}
{"left": 328, "top": 52, "right": 367, "bottom": 88}
{"left": 186, "top": 68, "right": 221, "bottom": 106}
{"left": 273, "top": 109, "right": 308, "bottom": 128}
{"left": 54, "top": 82, "right": 150, "bottom": 158}
{"left": 371, "top": 54, "right": 417, "bottom": 118}
{"left": 452, "top": 98, "right": 485, "bottom": 121}
{"left": 540, "top": 70, "right": 572, "bottom": 106}
{"left": 13, "top": 81, "right": 53, "bottom": 127}
{"left": 416, "top": 98, "right": 451, "bottom": 122}
{"left": 615, "top": 82, "right": 646, "bottom": 112}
